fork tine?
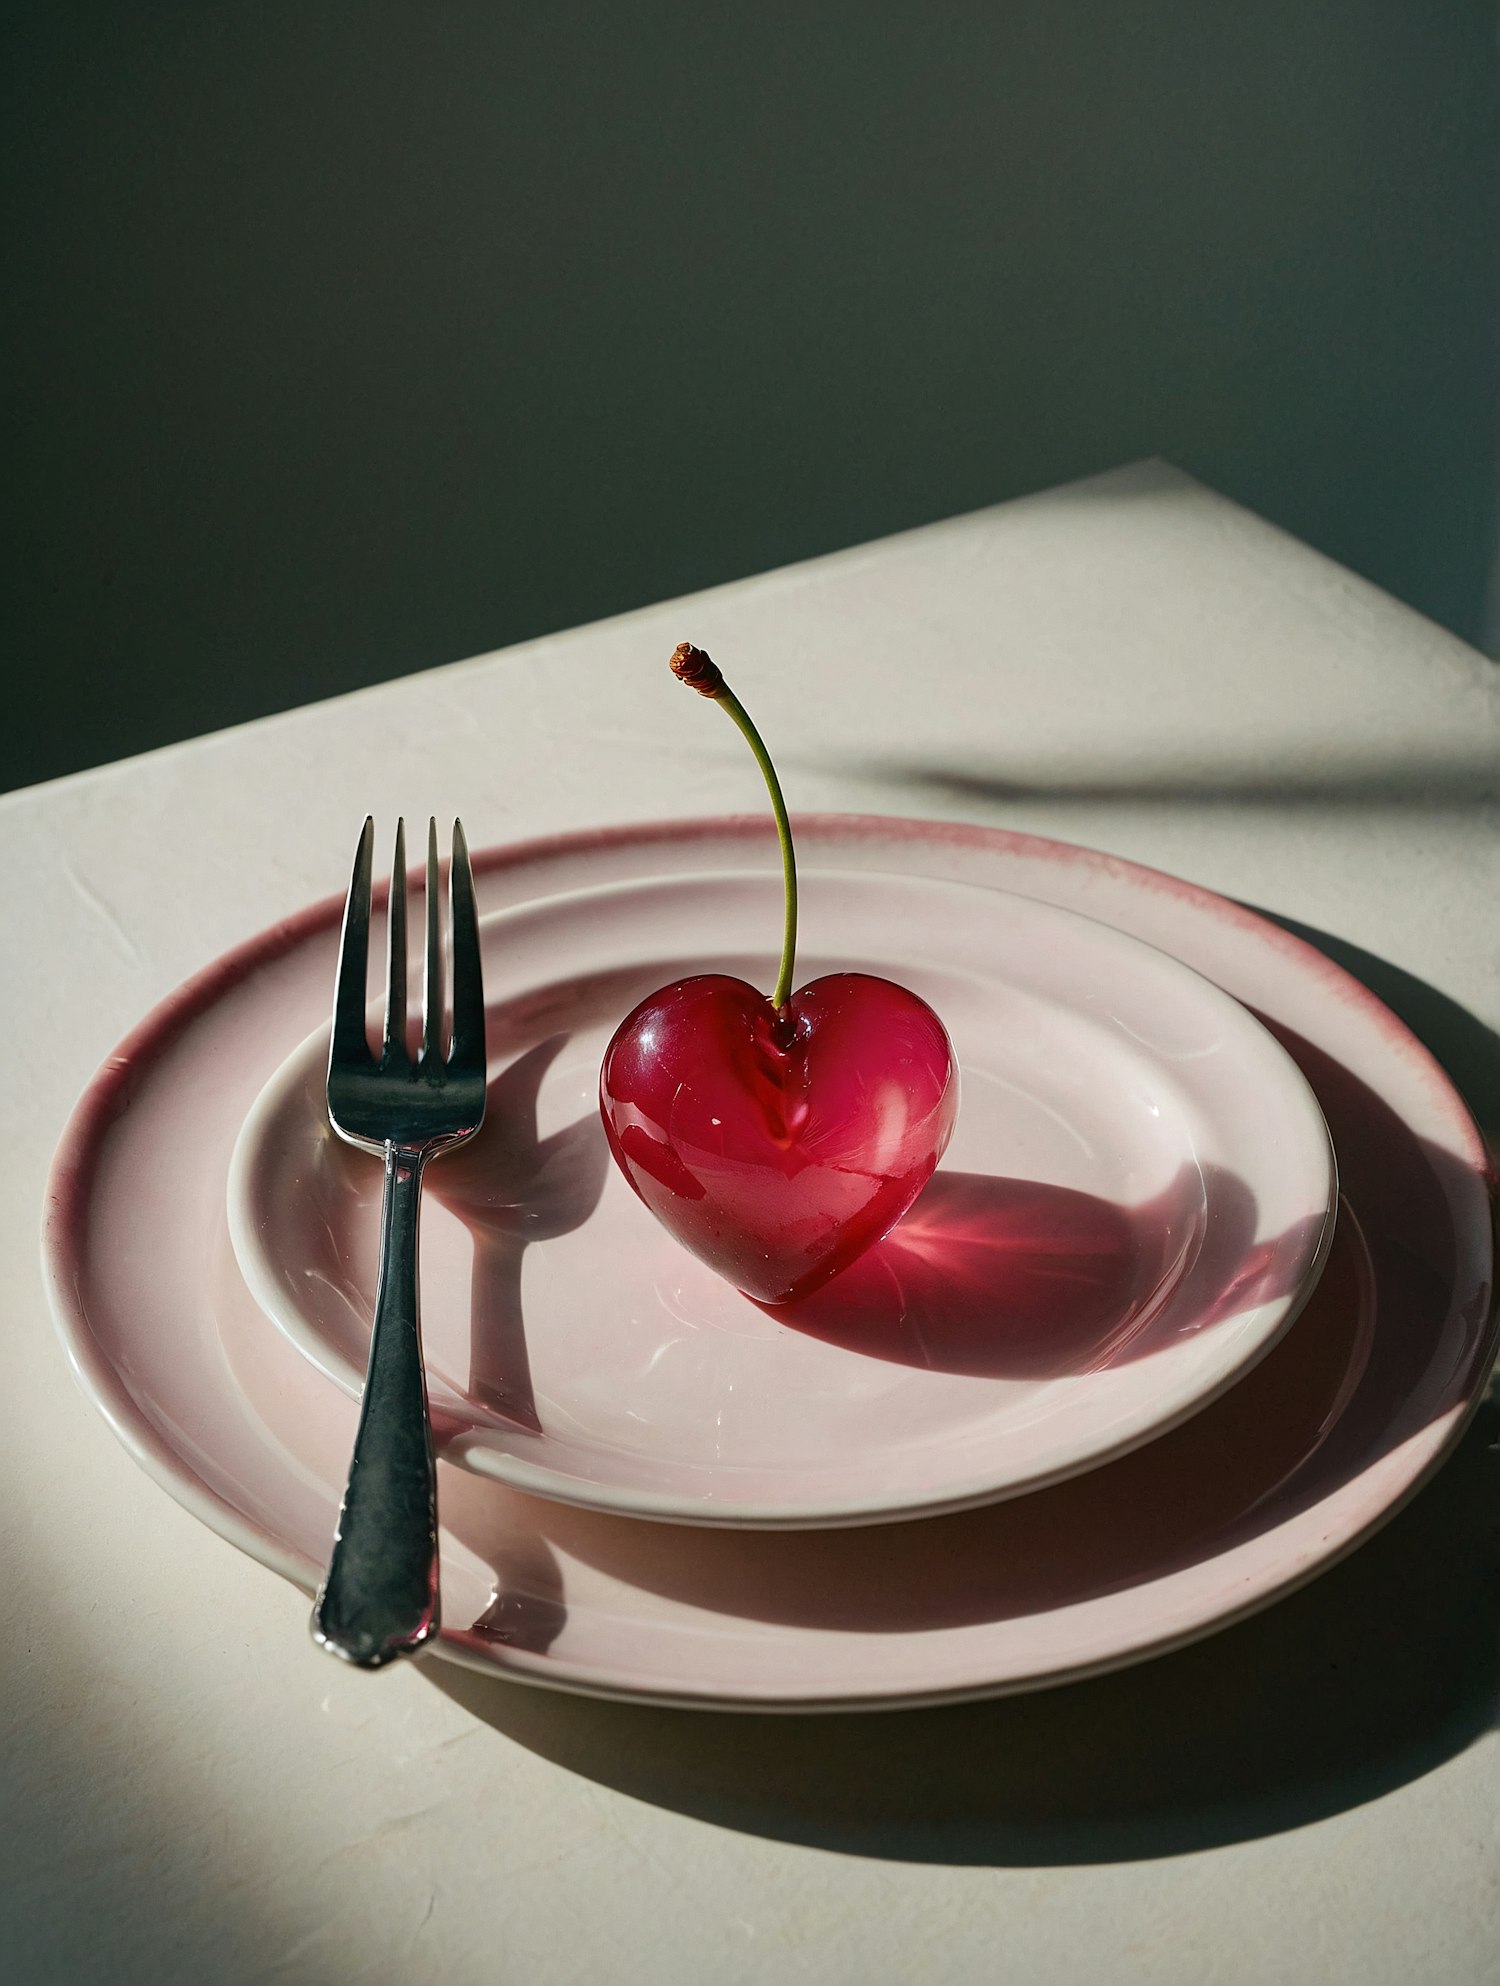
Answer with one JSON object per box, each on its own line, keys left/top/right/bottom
{"left": 331, "top": 816, "right": 375, "bottom": 1067}
{"left": 447, "top": 819, "right": 485, "bottom": 1076}
{"left": 420, "top": 816, "right": 444, "bottom": 1066}
{"left": 382, "top": 817, "right": 408, "bottom": 1062}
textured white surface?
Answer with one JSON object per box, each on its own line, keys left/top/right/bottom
{"left": 4, "top": 461, "right": 1498, "bottom": 1983}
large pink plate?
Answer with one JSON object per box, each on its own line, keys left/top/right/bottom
{"left": 43, "top": 816, "right": 1497, "bottom": 1710}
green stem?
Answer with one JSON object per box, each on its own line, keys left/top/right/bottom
{"left": 716, "top": 687, "right": 798, "bottom": 1008}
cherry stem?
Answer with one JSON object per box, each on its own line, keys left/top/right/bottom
{"left": 670, "top": 644, "right": 799, "bottom": 1009}
{"left": 715, "top": 687, "right": 799, "bottom": 1010}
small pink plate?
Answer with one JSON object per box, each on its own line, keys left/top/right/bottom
{"left": 227, "top": 870, "right": 1336, "bottom": 1527}
{"left": 42, "top": 818, "right": 1496, "bottom": 1709}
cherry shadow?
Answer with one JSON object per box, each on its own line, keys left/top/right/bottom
{"left": 770, "top": 1163, "right": 1329, "bottom": 1379}
{"left": 426, "top": 1034, "right": 608, "bottom": 1435}
{"left": 476, "top": 1017, "right": 1478, "bottom": 1639}
{"left": 427, "top": 940, "right": 1500, "bottom": 1864}
{"left": 449, "top": 1204, "right": 1374, "bottom": 1637}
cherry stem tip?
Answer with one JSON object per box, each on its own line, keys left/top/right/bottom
{"left": 669, "top": 641, "right": 798, "bottom": 1009}
{"left": 669, "top": 642, "right": 726, "bottom": 698}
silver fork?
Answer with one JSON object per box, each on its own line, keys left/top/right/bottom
{"left": 312, "top": 816, "right": 486, "bottom": 1667}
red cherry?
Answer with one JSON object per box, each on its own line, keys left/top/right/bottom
{"left": 600, "top": 972, "right": 958, "bottom": 1303}
{"left": 600, "top": 643, "right": 961, "bottom": 1303}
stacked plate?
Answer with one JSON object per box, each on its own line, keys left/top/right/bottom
{"left": 44, "top": 817, "right": 1496, "bottom": 1710}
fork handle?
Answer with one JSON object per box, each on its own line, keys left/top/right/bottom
{"left": 312, "top": 1145, "right": 440, "bottom": 1666}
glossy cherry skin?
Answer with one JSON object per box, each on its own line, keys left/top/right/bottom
{"left": 599, "top": 972, "right": 959, "bottom": 1303}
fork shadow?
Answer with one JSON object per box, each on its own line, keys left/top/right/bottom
{"left": 427, "top": 1034, "right": 609, "bottom": 1435}
{"left": 426, "top": 917, "right": 1500, "bottom": 1864}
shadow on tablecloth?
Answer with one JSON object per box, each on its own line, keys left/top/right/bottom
{"left": 425, "top": 921, "right": 1500, "bottom": 1864}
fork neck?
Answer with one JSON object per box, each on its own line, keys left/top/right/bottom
{"left": 373, "top": 1145, "right": 429, "bottom": 1342}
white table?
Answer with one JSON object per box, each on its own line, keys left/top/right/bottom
{"left": 6, "top": 462, "right": 1497, "bottom": 1985}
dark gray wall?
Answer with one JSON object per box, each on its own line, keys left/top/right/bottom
{"left": 4, "top": 4, "right": 1495, "bottom": 792}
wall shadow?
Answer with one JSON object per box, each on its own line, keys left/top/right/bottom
{"left": 5, "top": 3, "right": 1496, "bottom": 790}
{"left": 852, "top": 755, "right": 1500, "bottom": 813}
{"left": 0, "top": 1583, "right": 359, "bottom": 1986}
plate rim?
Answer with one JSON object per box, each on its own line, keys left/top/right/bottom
{"left": 40, "top": 813, "right": 1498, "bottom": 1710}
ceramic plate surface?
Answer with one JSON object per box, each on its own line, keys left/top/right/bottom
{"left": 43, "top": 817, "right": 1496, "bottom": 1709}
{"left": 227, "top": 869, "right": 1335, "bottom": 1526}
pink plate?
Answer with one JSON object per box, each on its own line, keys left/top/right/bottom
{"left": 43, "top": 817, "right": 1496, "bottom": 1710}
{"left": 227, "top": 870, "right": 1336, "bottom": 1526}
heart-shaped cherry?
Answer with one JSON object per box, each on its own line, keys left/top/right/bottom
{"left": 599, "top": 644, "right": 958, "bottom": 1303}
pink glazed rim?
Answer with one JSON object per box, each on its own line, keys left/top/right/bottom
{"left": 40, "top": 814, "right": 1498, "bottom": 1709}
